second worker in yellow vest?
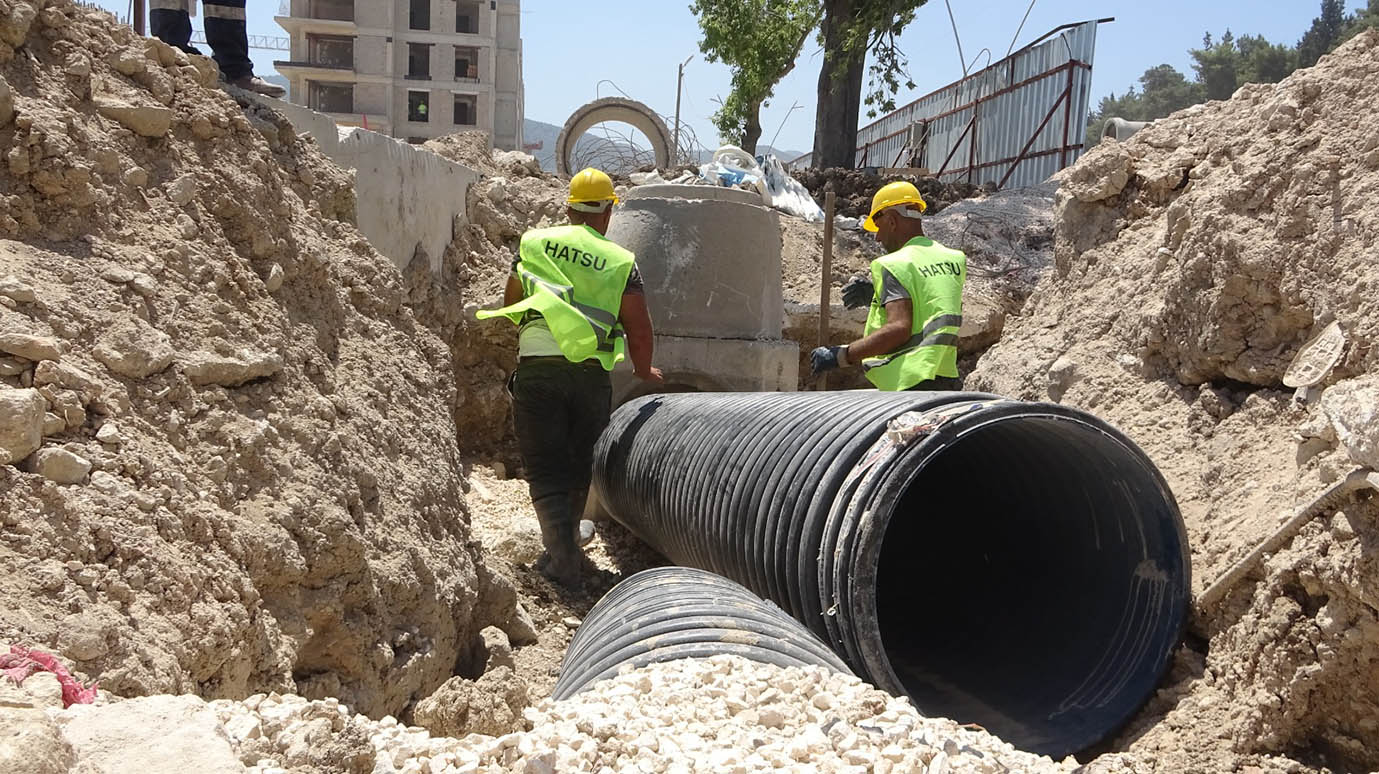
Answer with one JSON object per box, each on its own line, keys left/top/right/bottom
{"left": 477, "top": 168, "right": 663, "bottom": 588}
{"left": 810, "top": 181, "right": 966, "bottom": 391}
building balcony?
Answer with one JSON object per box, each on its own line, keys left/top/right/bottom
{"left": 274, "top": 15, "right": 357, "bottom": 36}
{"left": 275, "top": 60, "right": 357, "bottom": 79}
{"left": 276, "top": 60, "right": 353, "bottom": 71}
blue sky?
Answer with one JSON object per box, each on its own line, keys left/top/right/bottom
{"left": 93, "top": 1, "right": 1360, "bottom": 155}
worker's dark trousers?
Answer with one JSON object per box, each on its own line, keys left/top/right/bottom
{"left": 510, "top": 358, "right": 612, "bottom": 535}
{"left": 907, "top": 375, "right": 964, "bottom": 391}
{"left": 149, "top": 1, "right": 253, "bottom": 81}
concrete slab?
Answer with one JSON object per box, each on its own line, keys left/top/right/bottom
{"left": 239, "top": 96, "right": 482, "bottom": 276}
{"left": 335, "top": 128, "right": 481, "bottom": 275}
{"left": 241, "top": 93, "right": 340, "bottom": 158}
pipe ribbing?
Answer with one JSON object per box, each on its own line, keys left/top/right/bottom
{"left": 552, "top": 567, "right": 854, "bottom": 700}
{"left": 592, "top": 392, "right": 1190, "bottom": 758}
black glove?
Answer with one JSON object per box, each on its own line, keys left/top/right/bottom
{"left": 810, "top": 346, "right": 848, "bottom": 375}
{"left": 841, "top": 276, "right": 874, "bottom": 310}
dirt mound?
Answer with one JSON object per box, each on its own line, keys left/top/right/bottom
{"left": 969, "top": 30, "right": 1379, "bottom": 772}
{"left": 422, "top": 131, "right": 550, "bottom": 183}
{"left": 791, "top": 167, "right": 986, "bottom": 218}
{"left": 0, "top": 0, "right": 523, "bottom": 718}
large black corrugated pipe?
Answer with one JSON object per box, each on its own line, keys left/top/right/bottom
{"left": 552, "top": 566, "right": 854, "bottom": 700}
{"left": 592, "top": 392, "right": 1190, "bottom": 758}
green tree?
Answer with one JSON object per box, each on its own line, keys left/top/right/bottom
{"left": 1084, "top": 65, "right": 1203, "bottom": 147}
{"left": 1138, "top": 64, "right": 1205, "bottom": 116}
{"left": 812, "top": 0, "right": 929, "bottom": 169}
{"left": 691, "top": 0, "right": 822, "bottom": 153}
{"left": 1188, "top": 31, "right": 1297, "bottom": 101}
{"left": 1084, "top": 0, "right": 1361, "bottom": 150}
{"left": 1235, "top": 34, "right": 1298, "bottom": 84}
{"left": 1191, "top": 31, "right": 1239, "bottom": 100}
{"left": 1340, "top": 0, "right": 1379, "bottom": 43}
{"left": 1298, "top": 0, "right": 1347, "bottom": 67}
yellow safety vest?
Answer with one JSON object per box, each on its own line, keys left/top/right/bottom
{"left": 476, "top": 224, "right": 635, "bottom": 371}
{"left": 861, "top": 237, "right": 966, "bottom": 390}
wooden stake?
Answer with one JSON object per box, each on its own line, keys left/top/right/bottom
{"left": 817, "top": 191, "right": 836, "bottom": 391}
{"left": 133, "top": 0, "right": 145, "bottom": 36}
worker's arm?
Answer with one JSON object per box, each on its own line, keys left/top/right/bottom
{"left": 844, "top": 299, "right": 914, "bottom": 361}
{"left": 618, "top": 291, "right": 664, "bottom": 383}
{"left": 502, "top": 274, "right": 523, "bottom": 306}
{"left": 810, "top": 299, "right": 913, "bottom": 376}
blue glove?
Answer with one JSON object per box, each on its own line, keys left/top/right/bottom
{"left": 810, "top": 346, "right": 847, "bottom": 375}
{"left": 841, "top": 276, "right": 874, "bottom": 310}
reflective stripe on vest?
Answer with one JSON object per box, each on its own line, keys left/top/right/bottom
{"left": 861, "top": 238, "right": 966, "bottom": 390}
{"left": 476, "top": 224, "right": 635, "bottom": 369}
{"left": 861, "top": 314, "right": 963, "bottom": 370}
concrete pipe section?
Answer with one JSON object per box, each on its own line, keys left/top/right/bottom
{"left": 604, "top": 184, "right": 797, "bottom": 406}
{"left": 592, "top": 391, "right": 1191, "bottom": 758}
{"left": 608, "top": 184, "right": 783, "bottom": 340}
{"left": 1101, "top": 117, "right": 1152, "bottom": 142}
{"left": 556, "top": 98, "right": 673, "bottom": 177}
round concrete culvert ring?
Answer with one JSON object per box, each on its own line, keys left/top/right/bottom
{"left": 556, "top": 97, "right": 673, "bottom": 177}
{"left": 606, "top": 183, "right": 783, "bottom": 341}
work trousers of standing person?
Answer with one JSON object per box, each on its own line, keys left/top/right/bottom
{"left": 149, "top": 0, "right": 253, "bottom": 81}
{"left": 906, "top": 375, "right": 964, "bottom": 391}
{"left": 510, "top": 357, "right": 613, "bottom": 523}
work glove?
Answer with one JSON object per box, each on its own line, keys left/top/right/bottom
{"left": 840, "top": 276, "right": 874, "bottom": 310}
{"left": 810, "top": 345, "right": 848, "bottom": 375}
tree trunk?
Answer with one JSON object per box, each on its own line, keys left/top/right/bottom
{"left": 812, "top": 0, "right": 866, "bottom": 169}
{"left": 741, "top": 101, "right": 764, "bottom": 154}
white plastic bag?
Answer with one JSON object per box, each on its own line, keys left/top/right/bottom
{"left": 759, "top": 154, "right": 824, "bottom": 222}
{"left": 699, "top": 145, "right": 764, "bottom": 190}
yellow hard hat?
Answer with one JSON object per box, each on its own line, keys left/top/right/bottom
{"left": 863, "top": 181, "right": 928, "bottom": 232}
{"left": 568, "top": 167, "right": 620, "bottom": 210}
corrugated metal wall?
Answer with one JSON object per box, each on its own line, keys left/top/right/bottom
{"left": 789, "top": 20, "right": 1105, "bottom": 190}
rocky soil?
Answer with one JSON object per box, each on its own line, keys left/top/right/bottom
{"left": 5, "top": 647, "right": 1144, "bottom": 774}
{"left": 791, "top": 167, "right": 987, "bottom": 219}
{"left": 969, "top": 30, "right": 1379, "bottom": 773}
{"left": 5, "top": 1, "right": 1379, "bottom": 772}
{"left": 0, "top": 0, "right": 525, "bottom": 721}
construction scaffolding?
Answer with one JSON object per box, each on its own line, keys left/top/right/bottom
{"left": 789, "top": 19, "right": 1112, "bottom": 190}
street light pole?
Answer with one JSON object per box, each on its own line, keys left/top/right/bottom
{"left": 672, "top": 54, "right": 693, "bottom": 165}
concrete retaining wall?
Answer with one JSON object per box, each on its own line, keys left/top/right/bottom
{"left": 248, "top": 95, "right": 340, "bottom": 158}
{"left": 247, "top": 95, "right": 482, "bottom": 275}
{"left": 335, "top": 129, "right": 481, "bottom": 275}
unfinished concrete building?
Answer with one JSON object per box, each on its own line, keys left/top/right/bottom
{"left": 274, "top": 0, "right": 524, "bottom": 149}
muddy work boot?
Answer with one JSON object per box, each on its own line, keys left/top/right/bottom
{"left": 230, "top": 75, "right": 286, "bottom": 98}
{"left": 570, "top": 488, "right": 596, "bottom": 548}
{"left": 533, "top": 494, "right": 584, "bottom": 588}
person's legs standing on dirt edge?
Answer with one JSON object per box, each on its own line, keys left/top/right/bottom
{"left": 149, "top": 0, "right": 201, "bottom": 56}
{"left": 151, "top": 1, "right": 286, "bottom": 97}
{"left": 202, "top": 0, "right": 251, "bottom": 82}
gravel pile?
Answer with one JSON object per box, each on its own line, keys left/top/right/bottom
{"left": 203, "top": 655, "right": 1140, "bottom": 773}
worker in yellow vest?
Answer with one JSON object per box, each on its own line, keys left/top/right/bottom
{"left": 478, "top": 168, "right": 663, "bottom": 587}
{"left": 810, "top": 181, "right": 966, "bottom": 390}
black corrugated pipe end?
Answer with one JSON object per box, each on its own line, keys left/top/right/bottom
{"left": 592, "top": 393, "right": 1190, "bottom": 759}
{"left": 552, "top": 567, "right": 854, "bottom": 701}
